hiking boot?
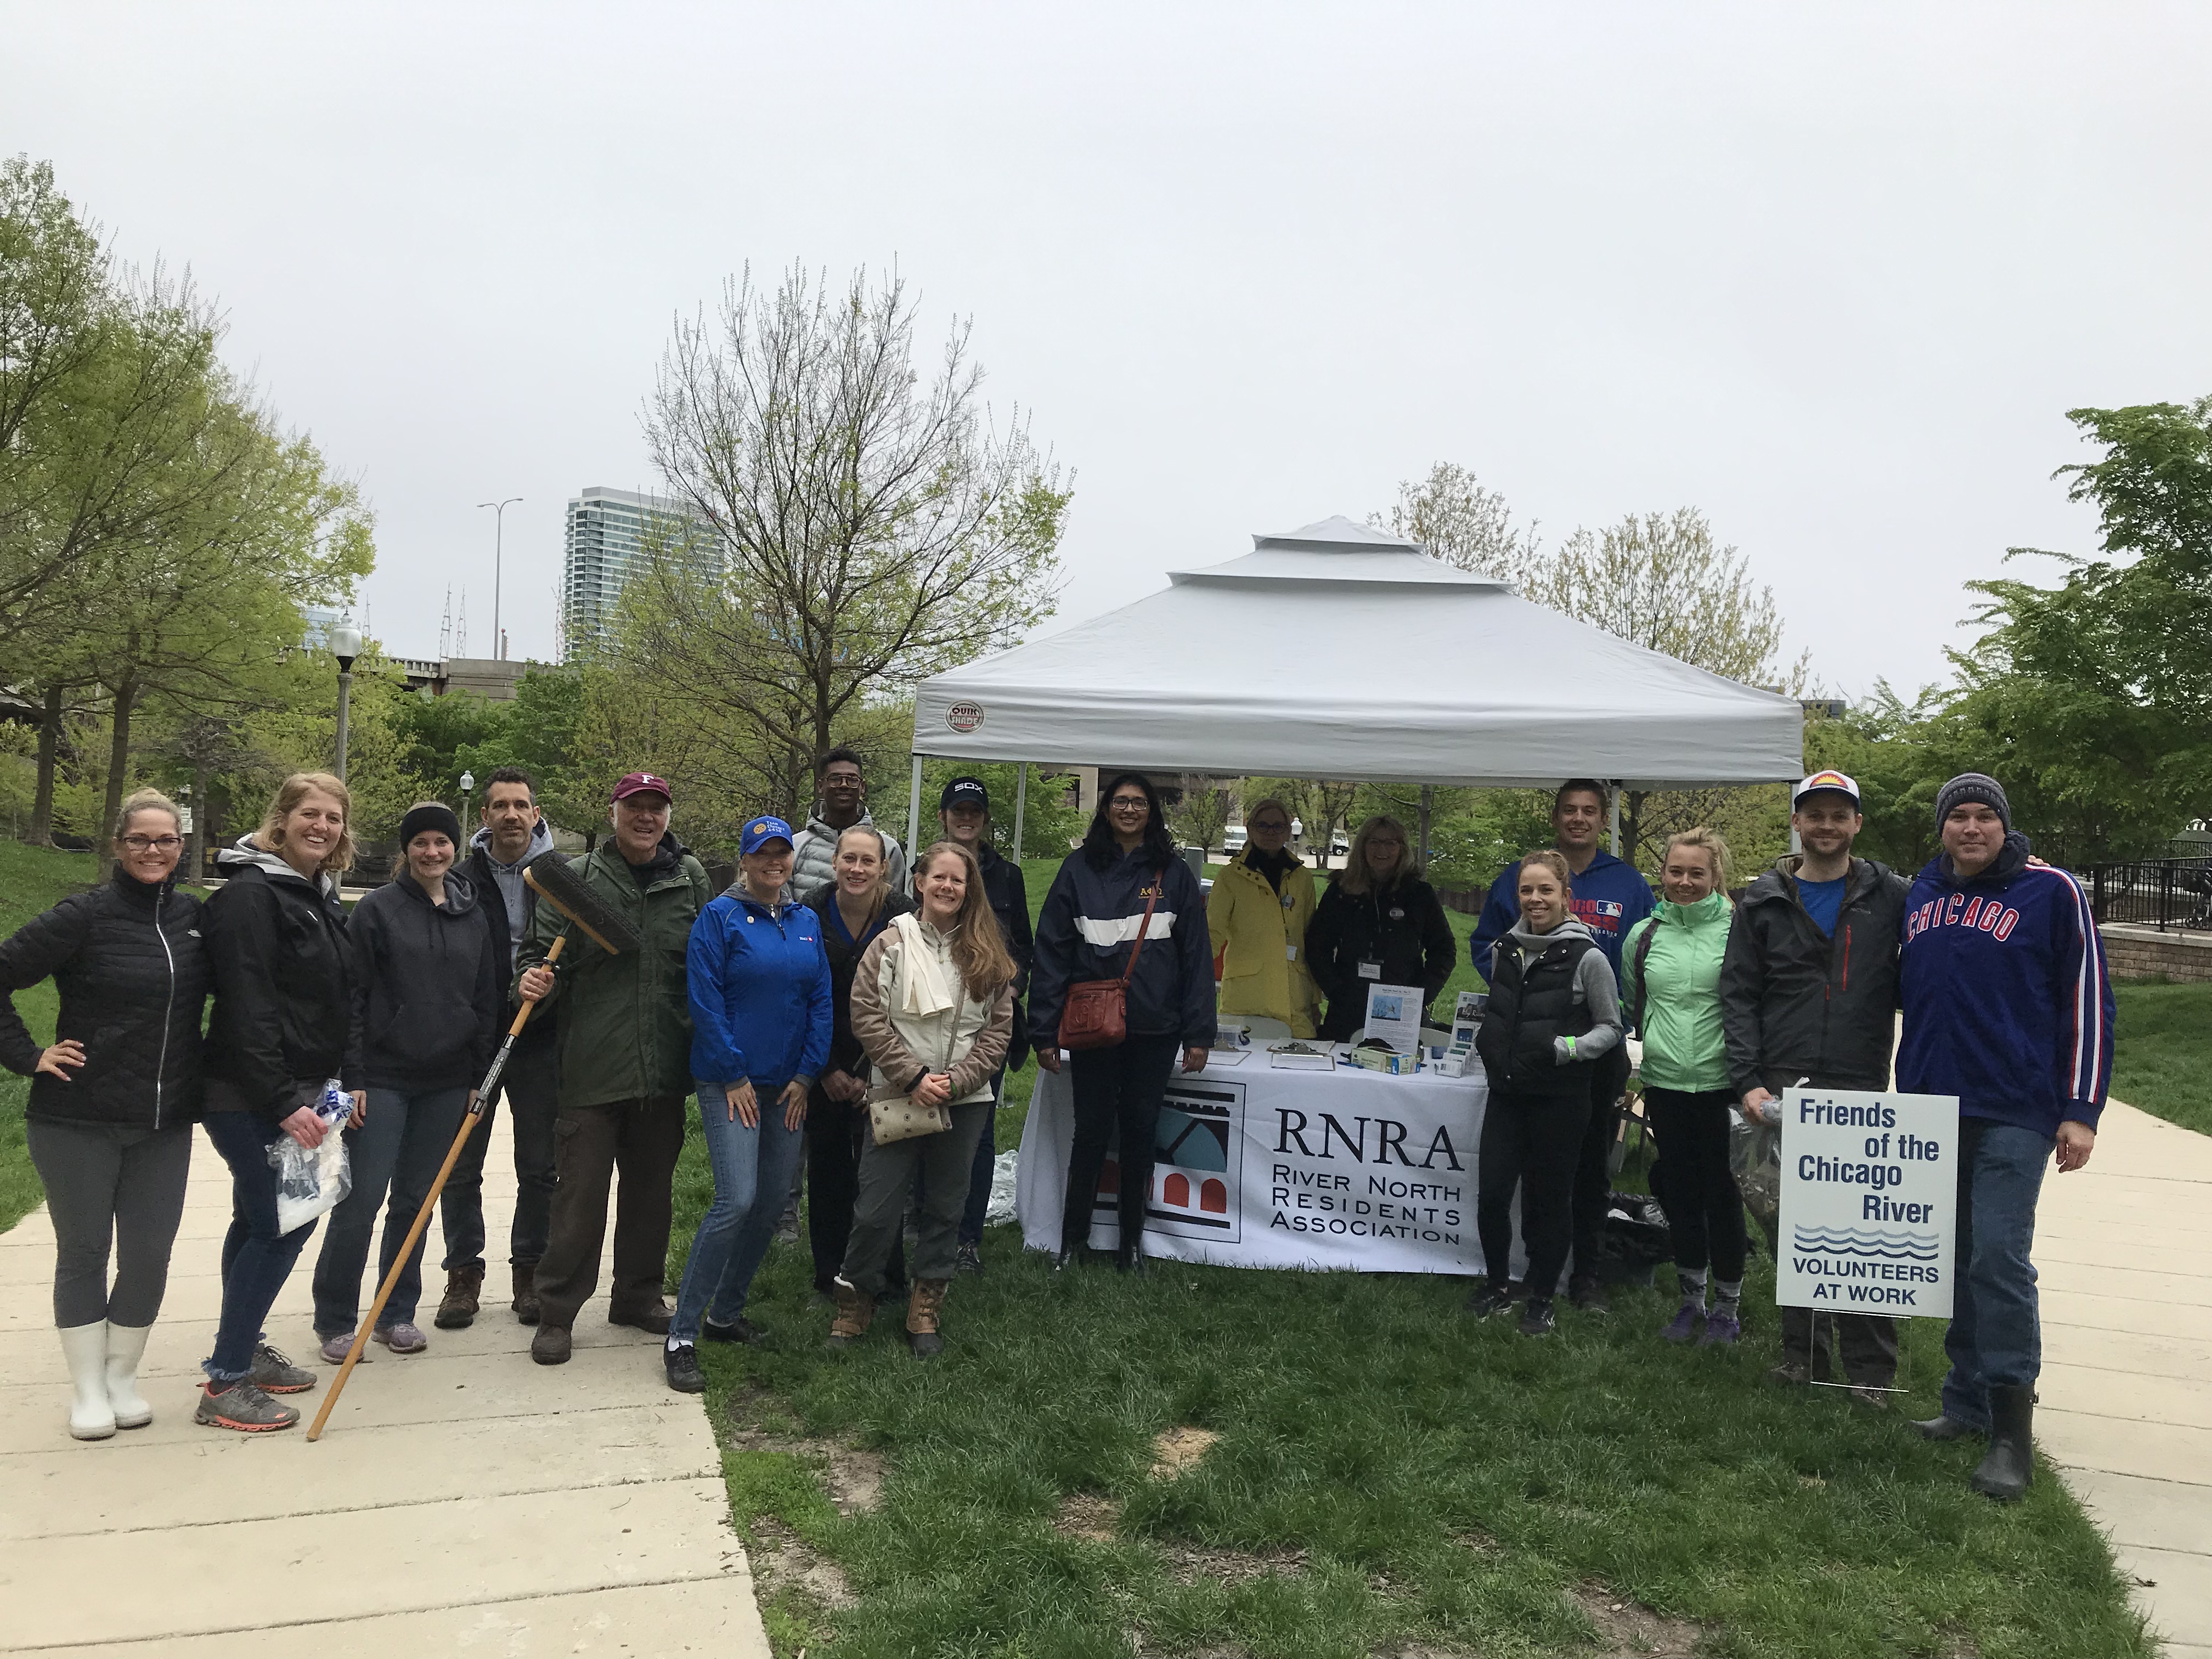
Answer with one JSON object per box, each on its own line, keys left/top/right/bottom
{"left": 703, "top": 1315, "right": 764, "bottom": 1346}
{"left": 530, "top": 1324, "right": 572, "bottom": 1365}
{"left": 1567, "top": 1276, "right": 1609, "bottom": 1316}
{"left": 609, "top": 1300, "right": 673, "bottom": 1336}
{"left": 1912, "top": 1413, "right": 1983, "bottom": 1442}
{"left": 907, "top": 1278, "right": 949, "bottom": 1359}
{"left": 1970, "top": 1385, "right": 2034, "bottom": 1503}
{"left": 249, "top": 1344, "right": 315, "bottom": 1394}
{"left": 1661, "top": 1301, "right": 1703, "bottom": 1344}
{"left": 828, "top": 1276, "right": 874, "bottom": 1347}
{"left": 511, "top": 1261, "right": 541, "bottom": 1325}
{"left": 955, "top": 1241, "right": 984, "bottom": 1276}
{"left": 318, "top": 1331, "right": 357, "bottom": 1365}
{"left": 374, "top": 1322, "right": 428, "bottom": 1355}
{"left": 195, "top": 1379, "right": 298, "bottom": 1432}
{"left": 436, "top": 1266, "right": 484, "bottom": 1329}
{"left": 1519, "top": 1296, "right": 1557, "bottom": 1337}
{"left": 664, "top": 1342, "right": 705, "bottom": 1394}
{"left": 1697, "top": 1308, "right": 1742, "bottom": 1348}
{"left": 1463, "top": 1283, "right": 1516, "bottom": 1319}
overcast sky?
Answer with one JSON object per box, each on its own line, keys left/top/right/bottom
{"left": 9, "top": 3, "right": 2208, "bottom": 701}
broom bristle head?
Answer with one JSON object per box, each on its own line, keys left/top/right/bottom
{"left": 523, "top": 850, "right": 646, "bottom": 954}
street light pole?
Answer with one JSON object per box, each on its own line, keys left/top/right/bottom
{"left": 459, "top": 769, "right": 475, "bottom": 842}
{"left": 477, "top": 497, "right": 522, "bottom": 660}
{"left": 330, "top": 625, "right": 363, "bottom": 781}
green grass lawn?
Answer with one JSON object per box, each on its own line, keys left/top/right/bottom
{"left": 669, "top": 856, "right": 2151, "bottom": 1659}
{"left": 2110, "top": 979, "right": 2212, "bottom": 1136}
{"left": 0, "top": 840, "right": 100, "bottom": 1232}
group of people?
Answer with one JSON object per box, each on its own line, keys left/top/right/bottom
{"left": 4, "top": 752, "right": 2113, "bottom": 1503}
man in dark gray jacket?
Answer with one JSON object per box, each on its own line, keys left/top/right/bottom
{"left": 1718, "top": 771, "right": 1910, "bottom": 1402}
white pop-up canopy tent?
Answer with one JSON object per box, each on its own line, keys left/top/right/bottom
{"left": 906, "top": 517, "right": 1803, "bottom": 840}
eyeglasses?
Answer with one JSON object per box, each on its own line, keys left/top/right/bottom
{"left": 1109, "top": 797, "right": 1149, "bottom": 810}
{"left": 121, "top": 836, "right": 183, "bottom": 853}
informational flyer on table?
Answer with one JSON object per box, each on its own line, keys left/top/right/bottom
{"left": 1774, "top": 1088, "right": 1957, "bottom": 1320}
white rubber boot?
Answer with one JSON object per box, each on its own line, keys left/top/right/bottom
{"left": 59, "top": 1323, "right": 115, "bottom": 1440}
{"left": 104, "top": 1322, "right": 154, "bottom": 1430}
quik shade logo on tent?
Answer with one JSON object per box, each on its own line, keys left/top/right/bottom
{"left": 1093, "top": 1079, "right": 1244, "bottom": 1243}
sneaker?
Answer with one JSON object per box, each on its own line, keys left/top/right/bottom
{"left": 1661, "top": 1302, "right": 1704, "bottom": 1344}
{"left": 1519, "top": 1296, "right": 1558, "bottom": 1337}
{"left": 1463, "top": 1283, "right": 1516, "bottom": 1319}
{"left": 1698, "top": 1308, "right": 1742, "bottom": 1348}
{"left": 1767, "top": 1360, "right": 1812, "bottom": 1386}
{"left": 955, "top": 1242, "right": 984, "bottom": 1276}
{"left": 664, "top": 1343, "right": 705, "bottom": 1393}
{"left": 774, "top": 1204, "right": 801, "bottom": 1245}
{"left": 318, "top": 1331, "right": 357, "bottom": 1365}
{"left": 374, "top": 1322, "right": 428, "bottom": 1355}
{"left": 702, "top": 1315, "right": 764, "bottom": 1346}
{"left": 195, "top": 1379, "right": 299, "bottom": 1432}
{"left": 1846, "top": 1385, "right": 1891, "bottom": 1410}
{"left": 249, "top": 1344, "right": 315, "bottom": 1394}
{"left": 1567, "top": 1277, "right": 1609, "bottom": 1316}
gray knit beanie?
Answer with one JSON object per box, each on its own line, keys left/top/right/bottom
{"left": 1934, "top": 773, "right": 2010, "bottom": 833}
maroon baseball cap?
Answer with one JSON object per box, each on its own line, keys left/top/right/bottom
{"left": 610, "top": 771, "right": 673, "bottom": 804}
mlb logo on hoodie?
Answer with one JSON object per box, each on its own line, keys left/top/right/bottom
{"left": 1573, "top": 898, "right": 1626, "bottom": 936}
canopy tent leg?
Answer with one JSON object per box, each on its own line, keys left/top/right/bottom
{"left": 906, "top": 754, "right": 923, "bottom": 860}
{"left": 1013, "top": 761, "right": 1029, "bottom": 863}
{"left": 1609, "top": 782, "right": 1622, "bottom": 858}
{"left": 1418, "top": 784, "right": 1432, "bottom": 871}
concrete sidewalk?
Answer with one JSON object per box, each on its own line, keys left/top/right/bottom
{"left": 0, "top": 1109, "right": 770, "bottom": 1656}
{"left": 2039, "top": 1099, "right": 2212, "bottom": 1659}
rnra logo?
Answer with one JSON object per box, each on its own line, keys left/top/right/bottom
{"left": 1272, "top": 1108, "right": 1465, "bottom": 1170}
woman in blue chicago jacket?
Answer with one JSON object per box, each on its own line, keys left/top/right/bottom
{"left": 1897, "top": 774, "right": 2113, "bottom": 1504}
{"left": 665, "top": 815, "right": 831, "bottom": 1393}
{"left": 1029, "top": 773, "right": 1215, "bottom": 1272}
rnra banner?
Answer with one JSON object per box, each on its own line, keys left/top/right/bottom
{"left": 1015, "top": 1064, "right": 1524, "bottom": 1277}
{"left": 1774, "top": 1088, "right": 1957, "bottom": 1320}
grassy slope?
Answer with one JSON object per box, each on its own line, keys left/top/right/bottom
{"left": 2109, "top": 980, "right": 2212, "bottom": 1136}
{"left": 0, "top": 842, "right": 99, "bottom": 1232}
{"left": 676, "top": 856, "right": 2151, "bottom": 1659}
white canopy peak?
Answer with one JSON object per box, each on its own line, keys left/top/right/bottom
{"left": 1167, "top": 514, "right": 1506, "bottom": 589}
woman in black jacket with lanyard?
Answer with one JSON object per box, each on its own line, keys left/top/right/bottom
{"left": 0, "top": 790, "right": 207, "bottom": 1441}
{"left": 1306, "top": 814, "right": 1456, "bottom": 1040}
{"left": 1029, "top": 773, "right": 1214, "bottom": 1273}
{"left": 196, "top": 772, "right": 357, "bottom": 1432}
{"left": 803, "top": 825, "right": 912, "bottom": 1300}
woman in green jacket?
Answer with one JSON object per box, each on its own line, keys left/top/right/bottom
{"left": 1621, "top": 827, "right": 1746, "bottom": 1348}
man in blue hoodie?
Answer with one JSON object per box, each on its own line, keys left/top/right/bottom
{"left": 1899, "top": 773, "right": 2114, "bottom": 1504}
{"left": 1470, "top": 781, "right": 1655, "bottom": 1311}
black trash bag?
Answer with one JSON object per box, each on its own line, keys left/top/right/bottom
{"left": 1589, "top": 1190, "right": 1674, "bottom": 1286}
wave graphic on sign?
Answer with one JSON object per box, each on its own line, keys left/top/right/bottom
{"left": 1790, "top": 1227, "right": 1941, "bottom": 1261}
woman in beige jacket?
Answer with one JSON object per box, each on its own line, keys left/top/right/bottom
{"left": 832, "top": 841, "right": 1015, "bottom": 1358}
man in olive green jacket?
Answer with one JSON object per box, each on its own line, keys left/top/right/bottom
{"left": 515, "top": 772, "right": 713, "bottom": 1364}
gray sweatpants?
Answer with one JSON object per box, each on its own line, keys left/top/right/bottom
{"left": 25, "top": 1118, "right": 194, "bottom": 1328}
{"left": 842, "top": 1101, "right": 991, "bottom": 1296}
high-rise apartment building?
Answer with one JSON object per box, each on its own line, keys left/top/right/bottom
{"left": 560, "top": 486, "right": 717, "bottom": 657}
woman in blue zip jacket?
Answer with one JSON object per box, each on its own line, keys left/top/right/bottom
{"left": 1029, "top": 773, "right": 1215, "bottom": 1272}
{"left": 0, "top": 789, "right": 207, "bottom": 1441}
{"left": 665, "top": 814, "right": 832, "bottom": 1393}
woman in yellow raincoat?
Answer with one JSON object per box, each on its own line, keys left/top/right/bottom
{"left": 1205, "top": 798, "right": 1320, "bottom": 1037}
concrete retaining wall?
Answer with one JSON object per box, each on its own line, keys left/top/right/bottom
{"left": 2100, "top": 923, "right": 2212, "bottom": 983}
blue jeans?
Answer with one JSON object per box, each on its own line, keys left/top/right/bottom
{"left": 1942, "top": 1116, "right": 2053, "bottom": 1430}
{"left": 203, "top": 1110, "right": 318, "bottom": 1383}
{"left": 670, "top": 1080, "right": 806, "bottom": 1344}
{"left": 311, "top": 1087, "right": 471, "bottom": 1336}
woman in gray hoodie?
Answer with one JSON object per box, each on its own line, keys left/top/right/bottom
{"left": 1469, "top": 851, "right": 1623, "bottom": 1336}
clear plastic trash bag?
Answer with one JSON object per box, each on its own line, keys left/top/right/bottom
{"left": 267, "top": 1080, "right": 354, "bottom": 1235}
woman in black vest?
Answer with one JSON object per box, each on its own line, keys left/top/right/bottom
{"left": 1469, "top": 851, "right": 1623, "bottom": 1336}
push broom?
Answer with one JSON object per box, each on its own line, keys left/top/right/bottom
{"left": 308, "top": 849, "right": 644, "bottom": 1440}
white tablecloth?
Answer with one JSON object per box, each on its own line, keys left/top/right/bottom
{"left": 1015, "top": 1052, "right": 1526, "bottom": 1276}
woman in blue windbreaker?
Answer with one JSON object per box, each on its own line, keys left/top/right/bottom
{"left": 665, "top": 815, "right": 831, "bottom": 1394}
{"left": 1029, "top": 773, "right": 1215, "bottom": 1273}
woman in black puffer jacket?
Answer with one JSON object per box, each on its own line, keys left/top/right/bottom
{"left": 0, "top": 790, "right": 207, "bottom": 1441}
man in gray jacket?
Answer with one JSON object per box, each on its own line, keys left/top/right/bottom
{"left": 788, "top": 748, "right": 909, "bottom": 899}
{"left": 1718, "top": 771, "right": 1910, "bottom": 1403}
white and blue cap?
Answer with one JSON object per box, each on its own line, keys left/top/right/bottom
{"left": 741, "top": 814, "right": 794, "bottom": 855}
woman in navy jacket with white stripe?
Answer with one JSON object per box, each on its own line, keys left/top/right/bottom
{"left": 666, "top": 815, "right": 831, "bottom": 1392}
{"left": 1030, "top": 773, "right": 1214, "bottom": 1272}
{"left": 1898, "top": 774, "right": 2114, "bottom": 1504}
